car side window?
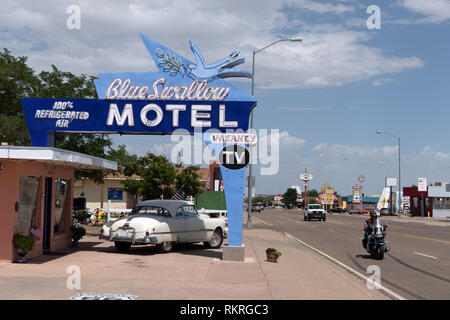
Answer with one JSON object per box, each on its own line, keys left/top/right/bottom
{"left": 182, "top": 205, "right": 198, "bottom": 217}
{"left": 137, "top": 206, "right": 170, "bottom": 217}
{"left": 176, "top": 207, "right": 184, "bottom": 217}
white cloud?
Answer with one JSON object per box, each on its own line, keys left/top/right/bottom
{"left": 401, "top": 0, "right": 450, "bottom": 23}
{"left": 0, "top": 0, "right": 425, "bottom": 89}
{"left": 312, "top": 142, "right": 398, "bottom": 163}
{"left": 291, "top": 0, "right": 355, "bottom": 14}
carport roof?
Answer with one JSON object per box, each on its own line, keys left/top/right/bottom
{"left": 0, "top": 146, "right": 117, "bottom": 171}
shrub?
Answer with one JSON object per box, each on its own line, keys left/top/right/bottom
{"left": 266, "top": 248, "right": 282, "bottom": 257}
{"left": 12, "top": 233, "right": 35, "bottom": 252}
{"left": 71, "top": 224, "right": 86, "bottom": 238}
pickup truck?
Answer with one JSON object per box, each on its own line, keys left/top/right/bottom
{"left": 304, "top": 204, "right": 326, "bottom": 221}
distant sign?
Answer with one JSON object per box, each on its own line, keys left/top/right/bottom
{"left": 386, "top": 177, "right": 397, "bottom": 187}
{"left": 402, "top": 196, "right": 410, "bottom": 213}
{"left": 418, "top": 178, "right": 427, "bottom": 192}
{"left": 352, "top": 186, "right": 362, "bottom": 204}
{"left": 320, "top": 187, "right": 335, "bottom": 195}
{"left": 108, "top": 188, "right": 123, "bottom": 200}
{"left": 358, "top": 175, "right": 365, "bottom": 183}
{"left": 299, "top": 173, "right": 314, "bottom": 181}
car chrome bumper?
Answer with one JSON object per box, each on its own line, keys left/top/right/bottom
{"left": 110, "top": 236, "right": 159, "bottom": 244}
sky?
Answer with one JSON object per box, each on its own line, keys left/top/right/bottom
{"left": 1, "top": 0, "right": 449, "bottom": 196}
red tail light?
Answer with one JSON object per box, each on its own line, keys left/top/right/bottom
{"left": 145, "top": 231, "right": 150, "bottom": 237}
{"left": 100, "top": 228, "right": 104, "bottom": 234}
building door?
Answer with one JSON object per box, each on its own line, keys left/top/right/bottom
{"left": 43, "top": 177, "right": 52, "bottom": 254}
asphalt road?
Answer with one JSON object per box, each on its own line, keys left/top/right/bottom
{"left": 252, "top": 208, "right": 450, "bottom": 300}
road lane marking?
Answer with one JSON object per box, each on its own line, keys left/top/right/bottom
{"left": 413, "top": 252, "right": 438, "bottom": 260}
{"left": 282, "top": 231, "right": 406, "bottom": 300}
{"left": 253, "top": 217, "right": 273, "bottom": 226}
{"left": 326, "top": 220, "right": 344, "bottom": 225}
{"left": 391, "top": 232, "right": 450, "bottom": 245}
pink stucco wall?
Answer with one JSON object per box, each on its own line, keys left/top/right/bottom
{"left": 0, "top": 160, "right": 74, "bottom": 262}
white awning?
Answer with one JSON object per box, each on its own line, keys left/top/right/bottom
{"left": 0, "top": 146, "right": 117, "bottom": 171}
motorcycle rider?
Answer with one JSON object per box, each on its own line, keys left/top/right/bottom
{"left": 363, "top": 211, "right": 383, "bottom": 249}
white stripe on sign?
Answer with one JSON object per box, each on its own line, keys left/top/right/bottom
{"left": 413, "top": 252, "right": 438, "bottom": 260}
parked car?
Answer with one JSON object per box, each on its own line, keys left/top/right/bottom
{"left": 328, "top": 207, "right": 347, "bottom": 213}
{"left": 99, "top": 200, "right": 227, "bottom": 253}
{"left": 304, "top": 204, "right": 326, "bottom": 221}
{"left": 349, "top": 209, "right": 369, "bottom": 215}
{"left": 251, "top": 203, "right": 262, "bottom": 212}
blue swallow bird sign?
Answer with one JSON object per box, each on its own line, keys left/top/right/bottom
{"left": 21, "top": 34, "right": 257, "bottom": 250}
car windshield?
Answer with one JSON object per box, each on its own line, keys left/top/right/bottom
{"left": 130, "top": 206, "right": 171, "bottom": 217}
{"left": 309, "top": 205, "right": 322, "bottom": 209}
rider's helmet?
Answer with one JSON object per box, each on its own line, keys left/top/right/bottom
{"left": 370, "top": 211, "right": 380, "bottom": 218}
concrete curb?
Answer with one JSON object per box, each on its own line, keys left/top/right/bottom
{"left": 281, "top": 231, "right": 406, "bottom": 300}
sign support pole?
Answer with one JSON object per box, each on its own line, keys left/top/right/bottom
{"left": 421, "top": 191, "right": 424, "bottom": 219}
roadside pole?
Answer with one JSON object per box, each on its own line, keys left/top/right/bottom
{"left": 107, "top": 199, "right": 111, "bottom": 223}
{"left": 299, "top": 170, "right": 313, "bottom": 209}
{"left": 418, "top": 177, "right": 427, "bottom": 219}
{"left": 421, "top": 192, "right": 424, "bottom": 219}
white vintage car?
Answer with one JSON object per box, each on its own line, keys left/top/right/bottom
{"left": 99, "top": 200, "right": 227, "bottom": 253}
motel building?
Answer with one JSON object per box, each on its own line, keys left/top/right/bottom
{"left": 0, "top": 145, "right": 117, "bottom": 263}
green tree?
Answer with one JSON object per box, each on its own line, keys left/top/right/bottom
{"left": 0, "top": 48, "right": 39, "bottom": 145}
{"left": 121, "top": 152, "right": 203, "bottom": 201}
{"left": 283, "top": 188, "right": 298, "bottom": 209}
{"left": 107, "top": 145, "right": 140, "bottom": 177}
{"left": 307, "top": 189, "right": 319, "bottom": 197}
{"left": 123, "top": 153, "right": 176, "bottom": 200}
{"left": 175, "top": 165, "right": 202, "bottom": 197}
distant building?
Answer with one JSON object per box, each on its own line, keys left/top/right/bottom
{"left": 403, "top": 185, "right": 450, "bottom": 218}
{"left": 341, "top": 196, "right": 379, "bottom": 211}
{"left": 74, "top": 166, "right": 210, "bottom": 210}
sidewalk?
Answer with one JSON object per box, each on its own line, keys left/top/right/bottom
{"left": 0, "top": 222, "right": 389, "bottom": 300}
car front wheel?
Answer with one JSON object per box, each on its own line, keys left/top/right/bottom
{"left": 204, "top": 229, "right": 224, "bottom": 249}
{"left": 158, "top": 241, "right": 174, "bottom": 253}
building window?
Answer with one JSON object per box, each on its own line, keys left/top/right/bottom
{"left": 413, "top": 197, "right": 418, "bottom": 209}
{"left": 434, "top": 198, "right": 443, "bottom": 209}
{"left": 445, "top": 198, "right": 450, "bottom": 209}
{"left": 17, "top": 176, "right": 41, "bottom": 236}
{"left": 425, "top": 198, "right": 430, "bottom": 209}
{"left": 54, "top": 179, "right": 69, "bottom": 233}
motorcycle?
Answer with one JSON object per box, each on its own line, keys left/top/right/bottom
{"left": 362, "top": 221, "right": 390, "bottom": 260}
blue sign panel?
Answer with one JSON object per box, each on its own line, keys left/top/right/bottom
{"left": 21, "top": 34, "right": 257, "bottom": 249}
{"left": 22, "top": 98, "right": 254, "bottom": 146}
{"left": 108, "top": 188, "right": 123, "bottom": 201}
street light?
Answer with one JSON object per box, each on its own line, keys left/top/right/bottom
{"left": 246, "top": 38, "right": 302, "bottom": 229}
{"left": 376, "top": 130, "right": 401, "bottom": 214}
